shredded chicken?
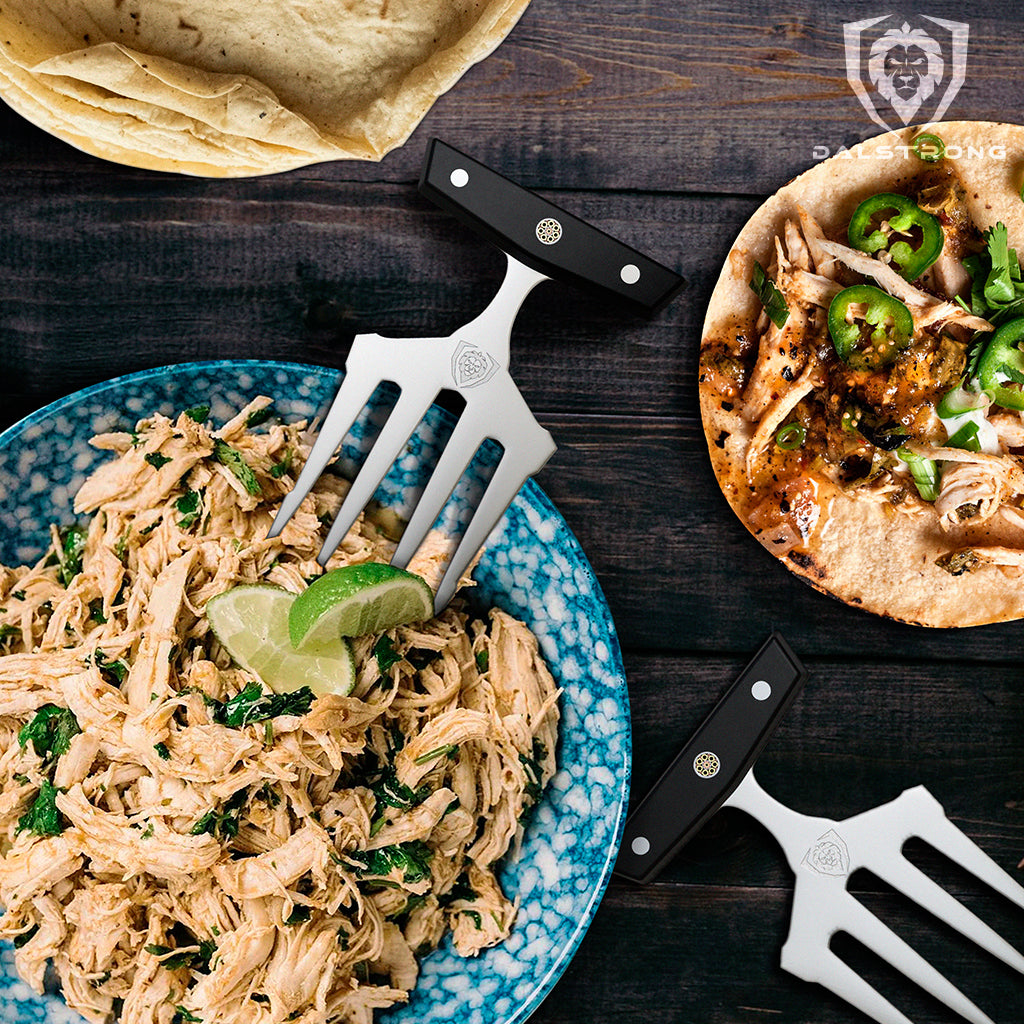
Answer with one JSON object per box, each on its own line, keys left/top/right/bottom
{"left": 816, "top": 239, "right": 993, "bottom": 335}
{"left": 0, "top": 399, "right": 559, "bottom": 1024}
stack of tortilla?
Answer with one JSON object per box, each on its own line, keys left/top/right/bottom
{"left": 0, "top": 0, "right": 530, "bottom": 176}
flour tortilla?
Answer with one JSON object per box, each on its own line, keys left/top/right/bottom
{"left": 0, "top": 0, "right": 530, "bottom": 176}
{"left": 699, "top": 122, "right": 1024, "bottom": 627}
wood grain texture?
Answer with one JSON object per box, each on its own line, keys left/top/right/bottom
{"left": 2, "top": 1, "right": 1024, "bottom": 1021}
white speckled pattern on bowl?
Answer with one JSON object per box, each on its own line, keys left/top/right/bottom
{"left": 0, "top": 361, "right": 631, "bottom": 1024}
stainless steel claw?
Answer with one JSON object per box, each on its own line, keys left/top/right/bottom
{"left": 267, "top": 254, "right": 556, "bottom": 613}
{"left": 726, "top": 775, "right": 1024, "bottom": 1024}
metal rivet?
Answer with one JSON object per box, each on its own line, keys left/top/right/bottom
{"left": 620, "top": 263, "right": 641, "bottom": 285}
{"left": 693, "top": 751, "right": 721, "bottom": 779}
{"left": 751, "top": 679, "right": 772, "bottom": 701}
{"left": 450, "top": 168, "right": 469, "bottom": 188}
{"left": 536, "top": 218, "right": 562, "bottom": 245}
{"left": 631, "top": 835, "right": 651, "bottom": 856}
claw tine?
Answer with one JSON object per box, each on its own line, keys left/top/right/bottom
{"left": 391, "top": 413, "right": 484, "bottom": 570}
{"left": 782, "top": 945, "right": 915, "bottom": 1024}
{"left": 878, "top": 855, "right": 1024, "bottom": 974}
{"left": 907, "top": 788, "right": 1024, "bottom": 914}
{"left": 317, "top": 386, "right": 436, "bottom": 566}
{"left": 432, "top": 430, "right": 556, "bottom": 613}
{"left": 835, "top": 895, "right": 996, "bottom": 1024}
{"left": 267, "top": 368, "right": 379, "bottom": 539}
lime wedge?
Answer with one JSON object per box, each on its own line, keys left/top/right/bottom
{"left": 289, "top": 563, "right": 434, "bottom": 647}
{"left": 206, "top": 585, "right": 355, "bottom": 696}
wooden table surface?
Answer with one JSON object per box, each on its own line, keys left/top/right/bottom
{"left": 2, "top": 2, "right": 1023, "bottom": 1022}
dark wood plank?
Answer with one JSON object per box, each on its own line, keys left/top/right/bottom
{"left": 530, "top": 881, "right": 1024, "bottom": 1024}
{"left": 0, "top": 178, "right": 734, "bottom": 425}
{"left": 622, "top": 653, "right": 1024, "bottom": 883}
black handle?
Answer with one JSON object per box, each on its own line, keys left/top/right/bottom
{"left": 418, "top": 139, "right": 685, "bottom": 314}
{"left": 615, "top": 633, "right": 807, "bottom": 885}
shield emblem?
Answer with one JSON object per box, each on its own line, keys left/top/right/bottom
{"left": 843, "top": 14, "right": 969, "bottom": 131}
{"left": 451, "top": 341, "right": 499, "bottom": 389}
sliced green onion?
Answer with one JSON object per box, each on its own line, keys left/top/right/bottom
{"left": 913, "top": 133, "right": 945, "bottom": 163}
{"left": 775, "top": 422, "right": 806, "bottom": 450}
{"left": 946, "top": 421, "right": 982, "bottom": 451}
{"left": 936, "top": 386, "right": 988, "bottom": 419}
{"left": 413, "top": 743, "right": 459, "bottom": 766}
{"left": 898, "top": 448, "right": 941, "bottom": 501}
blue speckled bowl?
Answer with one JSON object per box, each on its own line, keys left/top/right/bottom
{"left": 0, "top": 360, "right": 631, "bottom": 1024}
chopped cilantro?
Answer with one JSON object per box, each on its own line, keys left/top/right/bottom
{"left": 94, "top": 649, "right": 129, "bottom": 686}
{"left": 205, "top": 682, "right": 315, "bottom": 728}
{"left": 114, "top": 529, "right": 131, "bottom": 563}
{"left": 245, "top": 403, "right": 274, "bottom": 427}
{"left": 519, "top": 738, "right": 548, "bottom": 806}
{"left": 183, "top": 405, "right": 210, "bottom": 423}
{"left": 175, "top": 489, "right": 202, "bottom": 529}
{"left": 145, "top": 939, "right": 216, "bottom": 973}
{"left": 145, "top": 452, "right": 172, "bottom": 470}
{"left": 56, "top": 525, "right": 88, "bottom": 586}
{"left": 191, "top": 789, "right": 247, "bottom": 840}
{"left": 18, "top": 705, "right": 81, "bottom": 760}
{"left": 373, "top": 634, "right": 401, "bottom": 673}
{"left": 475, "top": 650, "right": 489, "bottom": 672}
{"left": 350, "top": 840, "right": 433, "bottom": 884}
{"left": 173, "top": 1008, "right": 203, "bottom": 1024}
{"left": 88, "top": 598, "right": 107, "bottom": 623}
{"left": 212, "top": 440, "right": 261, "bottom": 496}
{"left": 285, "top": 905, "right": 312, "bottom": 925}
{"left": 749, "top": 260, "right": 789, "bottom": 328}
{"left": 269, "top": 448, "right": 293, "bottom": 479}
{"left": 17, "top": 780, "right": 65, "bottom": 836}
{"left": 154, "top": 742, "right": 171, "bottom": 760}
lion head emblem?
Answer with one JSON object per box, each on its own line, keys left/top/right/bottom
{"left": 867, "top": 23, "right": 944, "bottom": 125}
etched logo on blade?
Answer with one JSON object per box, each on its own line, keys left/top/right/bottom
{"left": 843, "top": 15, "right": 968, "bottom": 131}
{"left": 801, "top": 829, "right": 851, "bottom": 877}
{"left": 451, "top": 341, "right": 499, "bottom": 389}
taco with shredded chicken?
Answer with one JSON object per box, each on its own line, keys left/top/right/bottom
{"left": 699, "top": 121, "right": 1024, "bottom": 627}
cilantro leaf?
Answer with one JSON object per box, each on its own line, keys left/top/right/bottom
{"left": 373, "top": 635, "right": 401, "bottom": 674}
{"left": 56, "top": 526, "right": 88, "bottom": 587}
{"left": 93, "top": 650, "right": 129, "bottom": 686}
{"left": 212, "top": 440, "right": 261, "bottom": 496}
{"left": 245, "top": 403, "right": 274, "bottom": 427}
{"left": 145, "top": 452, "right": 172, "bottom": 470}
{"left": 175, "top": 489, "right": 202, "bottom": 529}
{"left": 18, "top": 780, "right": 65, "bottom": 836}
{"left": 205, "top": 683, "right": 315, "bottom": 729}
{"left": 18, "top": 705, "right": 81, "bottom": 760}
{"left": 183, "top": 405, "right": 210, "bottom": 423}
{"left": 350, "top": 840, "right": 433, "bottom": 883}
{"left": 749, "top": 260, "right": 789, "bottom": 328}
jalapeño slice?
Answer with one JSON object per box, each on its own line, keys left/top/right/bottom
{"left": 828, "top": 285, "right": 914, "bottom": 370}
{"left": 978, "top": 316, "right": 1024, "bottom": 410}
{"left": 848, "top": 192, "right": 944, "bottom": 280}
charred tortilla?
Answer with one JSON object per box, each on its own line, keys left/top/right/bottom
{"left": 699, "top": 121, "right": 1024, "bottom": 627}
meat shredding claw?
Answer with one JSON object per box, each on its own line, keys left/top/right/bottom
{"left": 268, "top": 139, "right": 684, "bottom": 613}
{"left": 615, "top": 635, "right": 1024, "bottom": 1024}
